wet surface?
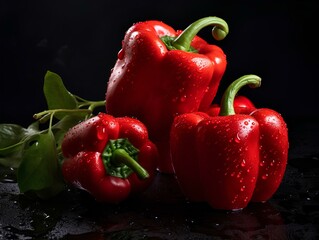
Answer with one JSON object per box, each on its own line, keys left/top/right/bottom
{"left": 1, "top": 117, "right": 318, "bottom": 240}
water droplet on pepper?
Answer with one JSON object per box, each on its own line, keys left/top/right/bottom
{"left": 96, "top": 126, "right": 107, "bottom": 140}
{"left": 235, "top": 133, "right": 241, "bottom": 143}
{"left": 117, "top": 49, "right": 124, "bottom": 60}
{"left": 180, "top": 95, "right": 187, "bottom": 102}
{"left": 241, "top": 159, "right": 246, "bottom": 167}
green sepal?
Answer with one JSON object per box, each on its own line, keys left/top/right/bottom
{"left": 102, "top": 138, "right": 139, "bottom": 178}
{"left": 161, "top": 36, "right": 198, "bottom": 53}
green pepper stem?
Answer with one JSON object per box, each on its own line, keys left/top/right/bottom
{"left": 219, "top": 75, "right": 261, "bottom": 116}
{"left": 112, "top": 149, "right": 149, "bottom": 179}
{"left": 33, "top": 109, "right": 92, "bottom": 121}
{"left": 172, "top": 16, "right": 229, "bottom": 51}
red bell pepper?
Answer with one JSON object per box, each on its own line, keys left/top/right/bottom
{"left": 170, "top": 75, "right": 289, "bottom": 210}
{"left": 105, "top": 16, "right": 229, "bottom": 173}
{"left": 61, "top": 113, "right": 158, "bottom": 203}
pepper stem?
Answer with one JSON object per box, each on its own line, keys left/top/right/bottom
{"left": 172, "top": 16, "right": 229, "bottom": 51}
{"left": 102, "top": 138, "right": 149, "bottom": 179}
{"left": 112, "top": 149, "right": 149, "bottom": 179}
{"left": 219, "top": 75, "right": 261, "bottom": 116}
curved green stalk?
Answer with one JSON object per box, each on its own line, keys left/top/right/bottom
{"left": 172, "top": 16, "right": 229, "bottom": 51}
{"left": 219, "top": 75, "right": 261, "bottom": 116}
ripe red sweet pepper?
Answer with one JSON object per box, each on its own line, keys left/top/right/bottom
{"left": 170, "top": 75, "right": 289, "bottom": 210}
{"left": 61, "top": 113, "right": 158, "bottom": 203}
{"left": 105, "top": 16, "right": 229, "bottom": 173}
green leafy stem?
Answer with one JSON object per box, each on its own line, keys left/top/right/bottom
{"left": 0, "top": 71, "right": 105, "bottom": 199}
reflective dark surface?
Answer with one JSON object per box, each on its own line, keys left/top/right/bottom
{"left": 1, "top": 117, "right": 318, "bottom": 240}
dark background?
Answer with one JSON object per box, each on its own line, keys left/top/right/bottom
{"left": 1, "top": 0, "right": 318, "bottom": 126}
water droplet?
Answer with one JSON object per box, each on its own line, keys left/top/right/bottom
{"left": 96, "top": 125, "right": 107, "bottom": 140}
{"left": 240, "top": 186, "right": 246, "bottom": 191}
{"left": 241, "top": 159, "right": 246, "bottom": 167}
{"left": 262, "top": 174, "right": 268, "bottom": 180}
{"left": 251, "top": 176, "right": 256, "bottom": 183}
{"left": 117, "top": 49, "right": 124, "bottom": 59}
{"left": 1, "top": 178, "right": 16, "bottom": 183}
{"left": 235, "top": 133, "right": 241, "bottom": 143}
{"left": 180, "top": 95, "right": 187, "bottom": 102}
{"left": 231, "top": 194, "right": 239, "bottom": 204}
{"left": 19, "top": 222, "right": 25, "bottom": 227}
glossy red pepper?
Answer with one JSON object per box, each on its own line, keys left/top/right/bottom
{"left": 170, "top": 75, "right": 289, "bottom": 210}
{"left": 61, "top": 113, "right": 158, "bottom": 203}
{"left": 105, "top": 16, "right": 229, "bottom": 173}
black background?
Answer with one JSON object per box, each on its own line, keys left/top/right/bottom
{"left": 1, "top": 0, "right": 318, "bottom": 126}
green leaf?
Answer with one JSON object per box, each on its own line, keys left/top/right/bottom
{"left": 0, "top": 123, "right": 40, "bottom": 168}
{"left": 43, "top": 71, "right": 77, "bottom": 119}
{"left": 0, "top": 124, "right": 28, "bottom": 148}
{"left": 0, "top": 124, "right": 25, "bottom": 167}
{"left": 0, "top": 151, "right": 23, "bottom": 169}
{"left": 18, "top": 130, "right": 64, "bottom": 198}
